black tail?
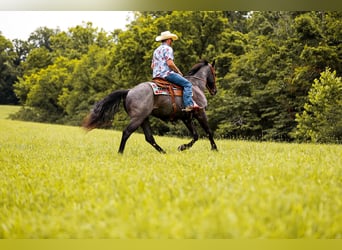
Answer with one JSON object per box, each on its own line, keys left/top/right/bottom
{"left": 82, "top": 89, "right": 129, "bottom": 130}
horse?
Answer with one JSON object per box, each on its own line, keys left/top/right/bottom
{"left": 82, "top": 59, "right": 218, "bottom": 154}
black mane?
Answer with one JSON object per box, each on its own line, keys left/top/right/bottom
{"left": 187, "top": 59, "right": 209, "bottom": 76}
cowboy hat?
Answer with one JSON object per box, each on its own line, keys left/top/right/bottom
{"left": 155, "top": 31, "right": 179, "bottom": 41}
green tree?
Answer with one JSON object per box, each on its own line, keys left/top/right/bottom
{"left": 28, "top": 26, "right": 59, "bottom": 52}
{"left": 213, "top": 11, "right": 341, "bottom": 141}
{"left": 50, "top": 22, "right": 112, "bottom": 60}
{"left": 294, "top": 68, "right": 342, "bottom": 143}
{"left": 0, "top": 34, "right": 18, "bottom": 104}
{"left": 13, "top": 57, "right": 75, "bottom": 123}
{"left": 222, "top": 11, "right": 249, "bottom": 33}
{"left": 109, "top": 15, "right": 156, "bottom": 85}
{"left": 13, "top": 22, "right": 116, "bottom": 123}
{"left": 20, "top": 47, "right": 54, "bottom": 76}
{"left": 58, "top": 45, "right": 115, "bottom": 125}
{"left": 11, "top": 39, "right": 31, "bottom": 67}
{"left": 169, "top": 11, "right": 228, "bottom": 68}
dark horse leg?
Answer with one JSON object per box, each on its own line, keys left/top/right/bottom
{"left": 178, "top": 115, "right": 199, "bottom": 151}
{"left": 141, "top": 118, "right": 166, "bottom": 153}
{"left": 119, "top": 117, "right": 166, "bottom": 154}
{"left": 178, "top": 110, "right": 218, "bottom": 151}
{"left": 118, "top": 117, "right": 142, "bottom": 154}
{"left": 195, "top": 110, "right": 218, "bottom": 151}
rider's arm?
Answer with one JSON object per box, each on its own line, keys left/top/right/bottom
{"left": 167, "top": 59, "right": 183, "bottom": 76}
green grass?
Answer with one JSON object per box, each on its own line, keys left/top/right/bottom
{"left": 0, "top": 105, "right": 20, "bottom": 119}
{"left": 0, "top": 105, "right": 341, "bottom": 238}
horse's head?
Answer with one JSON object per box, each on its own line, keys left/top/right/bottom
{"left": 187, "top": 59, "right": 217, "bottom": 96}
{"left": 206, "top": 60, "right": 217, "bottom": 96}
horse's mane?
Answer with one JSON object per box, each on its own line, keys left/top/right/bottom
{"left": 187, "top": 59, "right": 209, "bottom": 76}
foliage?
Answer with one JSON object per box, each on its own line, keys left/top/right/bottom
{"left": 0, "top": 34, "right": 18, "bottom": 104}
{"left": 13, "top": 57, "right": 75, "bottom": 123}
{"left": 294, "top": 68, "right": 342, "bottom": 143}
{"left": 57, "top": 45, "right": 115, "bottom": 125}
{"left": 2, "top": 11, "right": 342, "bottom": 142}
{"left": 213, "top": 11, "right": 341, "bottom": 142}
{"left": 1, "top": 107, "right": 342, "bottom": 238}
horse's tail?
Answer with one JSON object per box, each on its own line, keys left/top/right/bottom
{"left": 82, "top": 89, "right": 129, "bottom": 131}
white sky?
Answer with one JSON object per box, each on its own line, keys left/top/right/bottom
{"left": 0, "top": 11, "right": 134, "bottom": 40}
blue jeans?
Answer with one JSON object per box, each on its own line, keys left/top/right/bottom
{"left": 165, "top": 72, "right": 193, "bottom": 107}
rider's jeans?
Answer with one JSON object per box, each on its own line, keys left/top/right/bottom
{"left": 165, "top": 72, "right": 193, "bottom": 107}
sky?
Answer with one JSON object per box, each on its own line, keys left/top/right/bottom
{"left": 0, "top": 11, "right": 134, "bottom": 40}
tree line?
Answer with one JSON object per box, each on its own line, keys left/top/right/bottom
{"left": 1, "top": 11, "right": 341, "bottom": 143}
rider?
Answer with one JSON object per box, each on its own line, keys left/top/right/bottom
{"left": 151, "top": 31, "right": 200, "bottom": 112}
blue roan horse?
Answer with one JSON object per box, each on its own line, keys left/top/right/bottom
{"left": 83, "top": 60, "right": 218, "bottom": 154}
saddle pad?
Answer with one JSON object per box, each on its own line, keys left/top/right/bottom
{"left": 148, "top": 82, "right": 182, "bottom": 96}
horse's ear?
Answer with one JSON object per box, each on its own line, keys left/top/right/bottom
{"left": 212, "top": 59, "right": 216, "bottom": 67}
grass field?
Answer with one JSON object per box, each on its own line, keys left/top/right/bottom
{"left": 0, "top": 105, "right": 341, "bottom": 238}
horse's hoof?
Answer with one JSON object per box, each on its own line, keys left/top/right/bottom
{"left": 178, "top": 145, "right": 187, "bottom": 151}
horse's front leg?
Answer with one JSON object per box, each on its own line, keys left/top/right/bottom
{"left": 178, "top": 117, "right": 199, "bottom": 151}
{"left": 195, "top": 110, "right": 218, "bottom": 151}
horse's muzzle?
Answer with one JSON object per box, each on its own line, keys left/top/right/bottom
{"left": 209, "top": 88, "right": 217, "bottom": 96}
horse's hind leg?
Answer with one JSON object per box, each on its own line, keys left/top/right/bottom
{"left": 118, "top": 118, "right": 143, "bottom": 154}
{"left": 141, "top": 118, "right": 166, "bottom": 153}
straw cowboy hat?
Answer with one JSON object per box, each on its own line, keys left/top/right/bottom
{"left": 155, "top": 31, "right": 179, "bottom": 41}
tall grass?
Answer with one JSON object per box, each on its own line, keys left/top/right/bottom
{"left": 0, "top": 105, "right": 20, "bottom": 119}
{"left": 0, "top": 105, "right": 341, "bottom": 238}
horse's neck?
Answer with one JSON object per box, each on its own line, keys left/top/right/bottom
{"left": 192, "top": 83, "right": 208, "bottom": 108}
{"left": 190, "top": 67, "right": 207, "bottom": 91}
